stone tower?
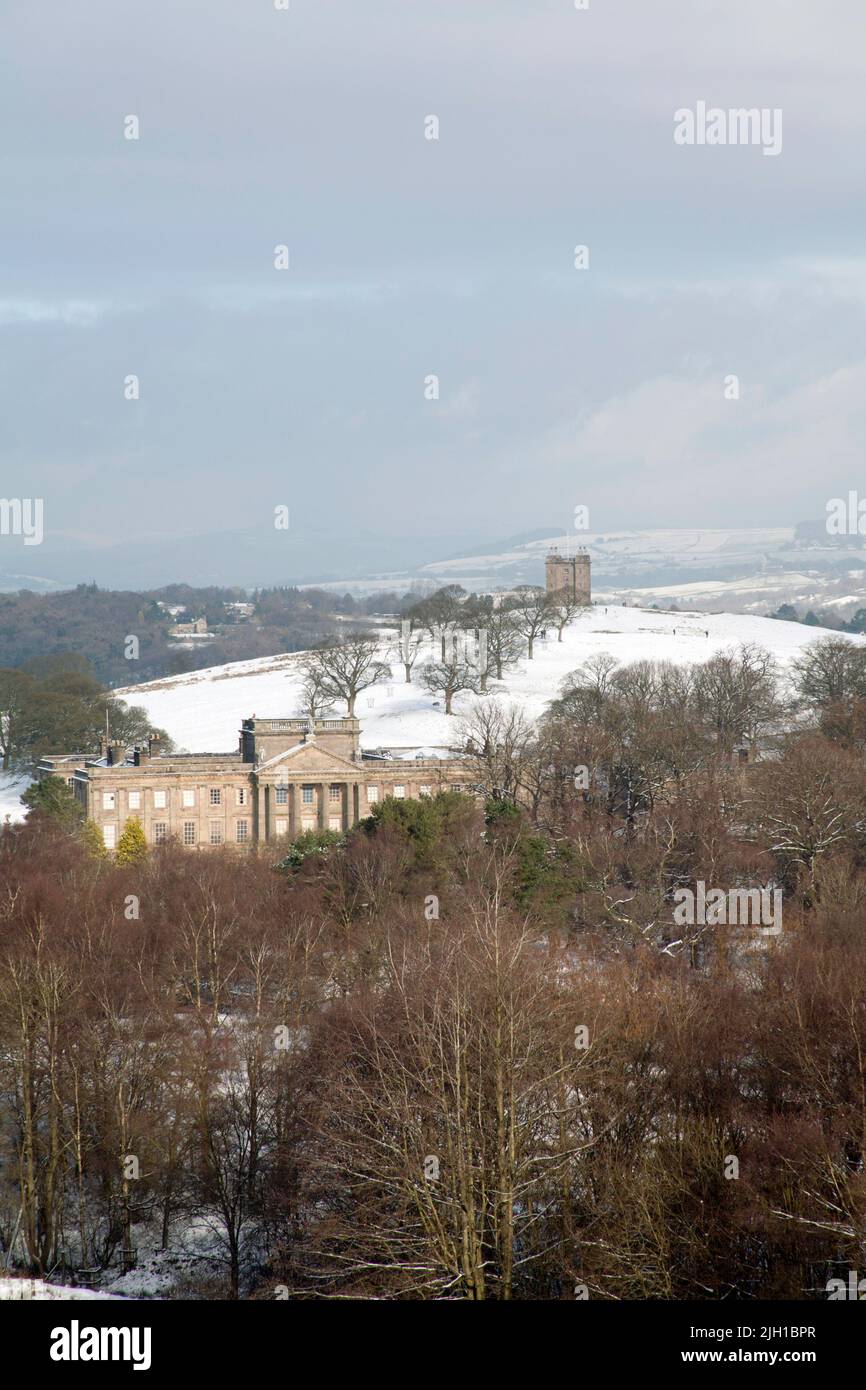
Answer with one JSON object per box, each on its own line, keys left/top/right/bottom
{"left": 545, "top": 548, "right": 591, "bottom": 604}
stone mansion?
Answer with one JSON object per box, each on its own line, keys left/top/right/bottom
{"left": 39, "top": 716, "right": 471, "bottom": 851}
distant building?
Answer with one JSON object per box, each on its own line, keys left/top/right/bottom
{"left": 169, "top": 616, "right": 209, "bottom": 637}
{"left": 39, "top": 717, "right": 470, "bottom": 851}
{"left": 224, "top": 602, "right": 254, "bottom": 621}
{"left": 545, "top": 548, "right": 591, "bottom": 603}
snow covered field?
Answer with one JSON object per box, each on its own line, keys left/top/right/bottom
{"left": 114, "top": 605, "right": 859, "bottom": 759}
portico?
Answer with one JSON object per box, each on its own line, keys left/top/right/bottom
{"left": 256, "top": 777, "right": 363, "bottom": 841}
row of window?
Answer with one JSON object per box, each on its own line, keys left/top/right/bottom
{"left": 99, "top": 782, "right": 449, "bottom": 819}
{"left": 273, "top": 784, "right": 342, "bottom": 805}
{"left": 101, "top": 787, "right": 248, "bottom": 811}
{"left": 103, "top": 820, "right": 250, "bottom": 848}
{"left": 273, "top": 817, "right": 344, "bottom": 836}
{"left": 366, "top": 785, "right": 433, "bottom": 802}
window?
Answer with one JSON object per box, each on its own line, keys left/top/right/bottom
{"left": 102, "top": 824, "right": 116, "bottom": 849}
{"left": 153, "top": 790, "right": 167, "bottom": 809}
{"left": 274, "top": 817, "right": 288, "bottom": 837}
{"left": 394, "top": 785, "right": 405, "bottom": 800}
{"left": 182, "top": 789, "right": 195, "bottom": 808}
{"left": 183, "top": 822, "right": 196, "bottom": 845}
{"left": 420, "top": 785, "right": 432, "bottom": 797}
{"left": 236, "top": 820, "right": 249, "bottom": 843}
{"left": 329, "top": 784, "right": 341, "bottom": 801}
{"left": 209, "top": 787, "right": 221, "bottom": 806}
{"left": 328, "top": 816, "right": 342, "bottom": 831}
{"left": 237, "top": 787, "right": 248, "bottom": 806}
{"left": 302, "top": 786, "right": 314, "bottom": 804}
{"left": 102, "top": 791, "right": 115, "bottom": 810}
{"left": 128, "top": 790, "right": 141, "bottom": 810}
{"left": 274, "top": 785, "right": 288, "bottom": 805}
{"left": 210, "top": 822, "right": 223, "bottom": 845}
{"left": 366, "top": 785, "right": 379, "bottom": 804}
{"left": 153, "top": 823, "right": 167, "bottom": 844}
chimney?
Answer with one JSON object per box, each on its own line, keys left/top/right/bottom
{"left": 147, "top": 733, "right": 162, "bottom": 759}
{"left": 107, "top": 740, "right": 127, "bottom": 766}
{"left": 133, "top": 745, "right": 149, "bottom": 767}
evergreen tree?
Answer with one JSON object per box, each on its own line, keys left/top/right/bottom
{"left": 80, "top": 817, "right": 108, "bottom": 858}
{"left": 275, "top": 827, "right": 342, "bottom": 871}
{"left": 21, "top": 775, "right": 84, "bottom": 830}
{"left": 770, "top": 603, "right": 798, "bottom": 622}
{"left": 116, "top": 816, "right": 147, "bottom": 863}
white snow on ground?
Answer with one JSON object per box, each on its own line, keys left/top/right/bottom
{"left": 0, "top": 771, "right": 30, "bottom": 826}
{"left": 0, "top": 1278, "right": 124, "bottom": 1300}
{"left": 116, "top": 606, "right": 862, "bottom": 757}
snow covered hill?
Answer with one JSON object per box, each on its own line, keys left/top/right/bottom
{"left": 1, "top": 607, "right": 854, "bottom": 829}
{"left": 421, "top": 526, "right": 796, "bottom": 585}
{"left": 112, "top": 606, "right": 860, "bottom": 760}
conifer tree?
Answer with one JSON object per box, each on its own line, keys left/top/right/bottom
{"left": 79, "top": 817, "right": 108, "bottom": 858}
{"left": 116, "top": 815, "right": 147, "bottom": 863}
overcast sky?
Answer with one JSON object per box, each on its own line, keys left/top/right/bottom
{"left": 2, "top": 0, "right": 865, "bottom": 564}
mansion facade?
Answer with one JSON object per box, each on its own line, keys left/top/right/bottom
{"left": 39, "top": 716, "right": 471, "bottom": 851}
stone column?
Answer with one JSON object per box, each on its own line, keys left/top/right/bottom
{"left": 292, "top": 783, "right": 301, "bottom": 838}
{"left": 254, "top": 780, "right": 264, "bottom": 844}
{"left": 319, "top": 782, "right": 328, "bottom": 830}
{"left": 352, "top": 783, "right": 360, "bottom": 826}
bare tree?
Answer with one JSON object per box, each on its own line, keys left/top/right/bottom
{"left": 391, "top": 621, "right": 428, "bottom": 684}
{"left": 407, "top": 586, "right": 466, "bottom": 660}
{"left": 792, "top": 636, "right": 866, "bottom": 711}
{"left": 299, "top": 636, "right": 391, "bottom": 718}
{"left": 458, "top": 700, "right": 534, "bottom": 802}
{"left": 479, "top": 608, "right": 523, "bottom": 682}
{"left": 300, "top": 670, "right": 335, "bottom": 720}
{"left": 509, "top": 587, "right": 556, "bottom": 660}
{"left": 692, "top": 643, "right": 780, "bottom": 755}
{"left": 745, "top": 733, "right": 864, "bottom": 901}
{"left": 552, "top": 652, "right": 620, "bottom": 723}
{"left": 421, "top": 657, "right": 481, "bottom": 715}
{"left": 552, "top": 595, "right": 584, "bottom": 642}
